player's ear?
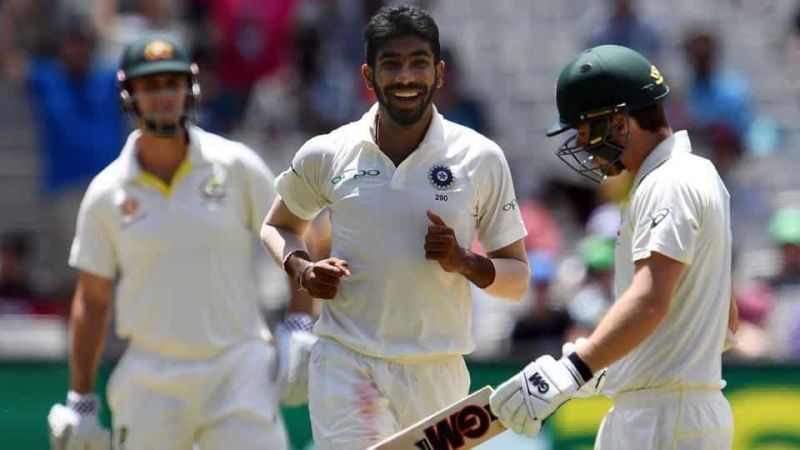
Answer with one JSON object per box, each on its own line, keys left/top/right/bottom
{"left": 435, "top": 60, "right": 445, "bottom": 89}
{"left": 361, "top": 64, "right": 375, "bottom": 92}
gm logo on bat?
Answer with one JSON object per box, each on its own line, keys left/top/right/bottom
{"left": 414, "top": 403, "right": 498, "bottom": 450}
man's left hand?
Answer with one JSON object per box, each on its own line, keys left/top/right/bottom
{"left": 489, "top": 354, "right": 588, "bottom": 437}
{"left": 424, "top": 210, "right": 466, "bottom": 273}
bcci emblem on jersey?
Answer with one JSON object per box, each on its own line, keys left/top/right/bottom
{"left": 428, "top": 164, "right": 455, "bottom": 191}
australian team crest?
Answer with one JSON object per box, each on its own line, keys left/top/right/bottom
{"left": 428, "top": 164, "right": 455, "bottom": 191}
{"left": 201, "top": 166, "right": 227, "bottom": 199}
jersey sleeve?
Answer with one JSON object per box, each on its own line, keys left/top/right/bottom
{"left": 237, "top": 144, "right": 278, "bottom": 232}
{"left": 475, "top": 144, "right": 528, "bottom": 252}
{"left": 68, "top": 182, "right": 117, "bottom": 279}
{"left": 630, "top": 178, "right": 702, "bottom": 264}
{"left": 274, "top": 136, "right": 331, "bottom": 220}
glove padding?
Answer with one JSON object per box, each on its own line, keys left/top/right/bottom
{"left": 562, "top": 338, "right": 607, "bottom": 398}
{"left": 48, "top": 403, "right": 110, "bottom": 450}
{"left": 490, "top": 355, "right": 582, "bottom": 437}
{"left": 275, "top": 314, "right": 318, "bottom": 406}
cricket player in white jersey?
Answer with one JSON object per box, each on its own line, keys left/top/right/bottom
{"left": 46, "top": 33, "right": 315, "bottom": 450}
{"left": 490, "top": 45, "right": 740, "bottom": 449}
{"left": 260, "top": 5, "right": 530, "bottom": 449}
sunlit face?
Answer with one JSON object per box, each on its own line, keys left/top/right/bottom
{"left": 363, "top": 36, "right": 444, "bottom": 126}
{"left": 575, "top": 120, "right": 615, "bottom": 170}
{"left": 129, "top": 73, "right": 189, "bottom": 129}
{"left": 560, "top": 114, "right": 628, "bottom": 180}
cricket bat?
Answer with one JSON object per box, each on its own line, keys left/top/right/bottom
{"left": 368, "top": 386, "right": 506, "bottom": 450}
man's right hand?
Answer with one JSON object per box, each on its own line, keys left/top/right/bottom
{"left": 299, "top": 258, "right": 350, "bottom": 299}
{"left": 48, "top": 392, "right": 110, "bottom": 450}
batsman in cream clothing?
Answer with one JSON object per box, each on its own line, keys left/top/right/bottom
{"left": 47, "top": 33, "right": 313, "bottom": 450}
{"left": 490, "top": 45, "right": 739, "bottom": 450}
{"left": 261, "top": 6, "right": 529, "bottom": 449}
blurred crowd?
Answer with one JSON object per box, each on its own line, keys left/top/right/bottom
{"left": 1, "top": 0, "right": 800, "bottom": 363}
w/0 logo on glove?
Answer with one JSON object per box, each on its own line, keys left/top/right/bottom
{"left": 489, "top": 354, "right": 585, "bottom": 437}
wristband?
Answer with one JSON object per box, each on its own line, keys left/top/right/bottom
{"left": 67, "top": 390, "right": 98, "bottom": 416}
{"left": 297, "top": 263, "right": 314, "bottom": 292}
{"left": 282, "top": 250, "right": 310, "bottom": 271}
{"left": 563, "top": 352, "right": 594, "bottom": 386}
{"left": 283, "top": 313, "right": 314, "bottom": 333}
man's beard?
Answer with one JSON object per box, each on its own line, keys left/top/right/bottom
{"left": 374, "top": 79, "right": 437, "bottom": 126}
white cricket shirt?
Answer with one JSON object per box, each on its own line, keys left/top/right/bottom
{"left": 275, "top": 104, "right": 527, "bottom": 360}
{"left": 70, "top": 125, "right": 275, "bottom": 359}
{"left": 604, "top": 131, "right": 732, "bottom": 394}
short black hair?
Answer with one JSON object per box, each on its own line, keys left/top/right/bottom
{"left": 364, "top": 5, "right": 440, "bottom": 67}
{"left": 630, "top": 103, "right": 669, "bottom": 132}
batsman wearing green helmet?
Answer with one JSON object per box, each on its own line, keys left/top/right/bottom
{"left": 490, "top": 45, "right": 738, "bottom": 449}
{"left": 47, "top": 33, "right": 316, "bottom": 450}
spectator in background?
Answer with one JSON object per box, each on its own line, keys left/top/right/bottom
{"left": 767, "top": 208, "right": 800, "bottom": 287}
{"left": 0, "top": 231, "right": 36, "bottom": 315}
{"left": 763, "top": 208, "right": 800, "bottom": 358}
{"left": 785, "top": 5, "right": 800, "bottom": 69}
{"left": 239, "top": 10, "right": 366, "bottom": 169}
{"left": 519, "top": 196, "right": 563, "bottom": 256}
{"left": 734, "top": 208, "right": 800, "bottom": 360}
{"left": 198, "top": 0, "right": 295, "bottom": 126}
{"left": 0, "top": 12, "right": 126, "bottom": 297}
{"left": 91, "top": 0, "right": 186, "bottom": 63}
{"left": 436, "top": 47, "right": 490, "bottom": 136}
{"left": 682, "top": 30, "right": 753, "bottom": 141}
{"left": 586, "top": 0, "right": 662, "bottom": 61}
{"left": 566, "top": 236, "right": 615, "bottom": 340}
{"left": 510, "top": 251, "right": 572, "bottom": 358}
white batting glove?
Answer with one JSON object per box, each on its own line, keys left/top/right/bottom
{"left": 48, "top": 391, "right": 110, "bottom": 450}
{"left": 275, "top": 313, "right": 317, "bottom": 406}
{"left": 490, "top": 353, "right": 594, "bottom": 437}
{"left": 562, "top": 338, "right": 607, "bottom": 398}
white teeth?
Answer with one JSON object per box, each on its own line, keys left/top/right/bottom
{"left": 393, "top": 91, "right": 419, "bottom": 98}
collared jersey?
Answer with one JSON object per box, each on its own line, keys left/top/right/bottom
{"left": 69, "top": 125, "right": 275, "bottom": 359}
{"left": 275, "top": 104, "right": 527, "bottom": 360}
{"left": 604, "top": 131, "right": 732, "bottom": 394}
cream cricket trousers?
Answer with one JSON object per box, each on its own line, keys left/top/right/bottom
{"left": 595, "top": 386, "right": 734, "bottom": 450}
{"left": 308, "top": 338, "right": 471, "bottom": 450}
{"left": 107, "top": 339, "right": 287, "bottom": 450}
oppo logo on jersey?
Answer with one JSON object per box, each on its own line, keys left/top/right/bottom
{"left": 413, "top": 403, "right": 497, "bottom": 450}
{"left": 330, "top": 169, "right": 381, "bottom": 184}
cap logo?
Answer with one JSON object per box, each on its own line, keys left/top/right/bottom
{"left": 650, "top": 65, "right": 664, "bottom": 85}
{"left": 144, "top": 40, "right": 173, "bottom": 61}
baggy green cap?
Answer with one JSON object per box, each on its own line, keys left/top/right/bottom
{"left": 119, "top": 33, "right": 191, "bottom": 80}
{"left": 547, "top": 45, "right": 670, "bottom": 136}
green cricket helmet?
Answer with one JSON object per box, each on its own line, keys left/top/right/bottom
{"left": 117, "top": 33, "right": 200, "bottom": 136}
{"left": 547, "top": 45, "right": 669, "bottom": 182}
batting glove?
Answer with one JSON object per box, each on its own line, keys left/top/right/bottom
{"left": 490, "top": 352, "right": 594, "bottom": 437}
{"left": 275, "top": 313, "right": 317, "bottom": 406}
{"left": 562, "top": 338, "right": 607, "bottom": 398}
{"left": 48, "top": 391, "right": 110, "bottom": 450}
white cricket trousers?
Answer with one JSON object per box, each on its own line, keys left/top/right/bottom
{"left": 595, "top": 386, "right": 733, "bottom": 450}
{"left": 106, "top": 338, "right": 288, "bottom": 450}
{"left": 308, "top": 338, "right": 471, "bottom": 450}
